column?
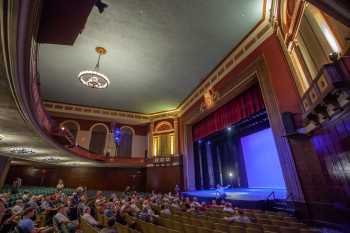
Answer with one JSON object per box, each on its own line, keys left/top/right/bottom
{"left": 174, "top": 118, "right": 179, "bottom": 155}
{"left": 0, "top": 156, "right": 11, "bottom": 189}
{"left": 147, "top": 122, "right": 154, "bottom": 158}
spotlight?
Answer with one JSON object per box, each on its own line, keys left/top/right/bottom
{"left": 61, "top": 127, "right": 65, "bottom": 131}
{"left": 198, "top": 140, "right": 202, "bottom": 144}
{"left": 227, "top": 127, "right": 231, "bottom": 131}
{"left": 207, "top": 141, "right": 211, "bottom": 145}
{"left": 228, "top": 172, "right": 233, "bottom": 177}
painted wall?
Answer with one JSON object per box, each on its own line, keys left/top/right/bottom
{"left": 55, "top": 117, "right": 148, "bottom": 158}
{"left": 241, "top": 128, "right": 286, "bottom": 189}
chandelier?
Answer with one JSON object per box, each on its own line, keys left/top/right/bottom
{"left": 10, "top": 147, "right": 35, "bottom": 155}
{"left": 78, "top": 47, "right": 110, "bottom": 89}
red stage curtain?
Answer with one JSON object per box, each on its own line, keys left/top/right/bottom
{"left": 193, "top": 84, "right": 265, "bottom": 141}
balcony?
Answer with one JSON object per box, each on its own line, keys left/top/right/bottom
{"left": 300, "top": 56, "right": 350, "bottom": 132}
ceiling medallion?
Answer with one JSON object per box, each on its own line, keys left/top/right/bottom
{"left": 10, "top": 147, "right": 35, "bottom": 155}
{"left": 200, "top": 88, "right": 220, "bottom": 113}
{"left": 78, "top": 47, "right": 110, "bottom": 89}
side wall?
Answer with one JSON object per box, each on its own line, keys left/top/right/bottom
{"left": 54, "top": 117, "right": 148, "bottom": 158}
{"left": 5, "top": 164, "right": 183, "bottom": 193}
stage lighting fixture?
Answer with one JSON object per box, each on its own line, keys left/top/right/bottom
{"left": 207, "top": 141, "right": 211, "bottom": 145}
{"left": 198, "top": 140, "right": 202, "bottom": 144}
{"left": 228, "top": 172, "right": 233, "bottom": 177}
{"left": 227, "top": 127, "right": 232, "bottom": 131}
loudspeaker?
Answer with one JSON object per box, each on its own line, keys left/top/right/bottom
{"left": 281, "top": 112, "right": 296, "bottom": 135}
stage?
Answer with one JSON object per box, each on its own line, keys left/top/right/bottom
{"left": 183, "top": 188, "right": 287, "bottom": 208}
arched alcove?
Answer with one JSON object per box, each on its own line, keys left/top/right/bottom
{"left": 61, "top": 121, "right": 79, "bottom": 143}
{"left": 118, "top": 126, "right": 133, "bottom": 157}
{"left": 89, "top": 124, "right": 108, "bottom": 154}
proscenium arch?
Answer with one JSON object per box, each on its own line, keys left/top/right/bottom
{"left": 182, "top": 56, "right": 304, "bottom": 202}
{"left": 89, "top": 123, "right": 109, "bottom": 155}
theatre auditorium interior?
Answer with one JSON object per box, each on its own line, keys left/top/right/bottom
{"left": 1, "top": 0, "right": 350, "bottom": 232}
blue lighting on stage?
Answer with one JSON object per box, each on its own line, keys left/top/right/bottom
{"left": 240, "top": 128, "right": 286, "bottom": 189}
{"left": 114, "top": 128, "right": 121, "bottom": 145}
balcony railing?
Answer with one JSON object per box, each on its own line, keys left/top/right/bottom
{"left": 300, "top": 56, "right": 350, "bottom": 132}
{"left": 146, "top": 155, "right": 182, "bottom": 166}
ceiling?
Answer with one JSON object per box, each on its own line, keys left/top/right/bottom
{"left": 39, "top": 0, "right": 263, "bottom": 114}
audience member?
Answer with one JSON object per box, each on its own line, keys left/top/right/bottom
{"left": 100, "top": 218, "right": 117, "bottom": 233}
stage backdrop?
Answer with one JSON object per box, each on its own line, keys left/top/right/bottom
{"left": 240, "top": 128, "right": 286, "bottom": 189}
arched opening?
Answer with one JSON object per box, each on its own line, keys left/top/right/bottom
{"left": 118, "top": 127, "right": 133, "bottom": 157}
{"left": 61, "top": 121, "right": 79, "bottom": 143}
{"left": 89, "top": 124, "right": 107, "bottom": 154}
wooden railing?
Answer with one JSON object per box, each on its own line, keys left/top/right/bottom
{"left": 146, "top": 155, "right": 182, "bottom": 166}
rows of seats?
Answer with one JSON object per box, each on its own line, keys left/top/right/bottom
{"left": 1, "top": 185, "right": 74, "bottom": 207}
{"left": 85, "top": 207, "right": 320, "bottom": 233}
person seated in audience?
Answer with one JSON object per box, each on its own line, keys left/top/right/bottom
{"left": 22, "top": 191, "right": 31, "bottom": 202}
{"left": 137, "top": 206, "right": 158, "bottom": 223}
{"left": 100, "top": 217, "right": 117, "bottom": 233}
{"left": 224, "top": 207, "right": 251, "bottom": 224}
{"left": 17, "top": 206, "right": 53, "bottom": 233}
{"left": 56, "top": 179, "right": 65, "bottom": 193}
{"left": 223, "top": 202, "right": 234, "bottom": 213}
{"left": 53, "top": 205, "right": 78, "bottom": 233}
{"left": 77, "top": 195, "right": 88, "bottom": 217}
{"left": 159, "top": 204, "right": 171, "bottom": 216}
{"left": 190, "top": 197, "right": 201, "bottom": 208}
{"left": 0, "top": 198, "right": 20, "bottom": 233}
{"left": 12, "top": 199, "right": 24, "bottom": 215}
{"left": 114, "top": 208, "right": 127, "bottom": 225}
{"left": 95, "top": 191, "right": 106, "bottom": 211}
{"left": 129, "top": 199, "right": 140, "bottom": 215}
{"left": 104, "top": 202, "right": 114, "bottom": 218}
{"left": 82, "top": 207, "right": 102, "bottom": 228}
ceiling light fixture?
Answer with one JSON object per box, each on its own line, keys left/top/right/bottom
{"left": 78, "top": 47, "right": 110, "bottom": 89}
{"left": 10, "top": 147, "right": 34, "bottom": 155}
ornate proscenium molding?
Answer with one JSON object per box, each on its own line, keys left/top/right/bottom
{"left": 200, "top": 88, "right": 220, "bottom": 113}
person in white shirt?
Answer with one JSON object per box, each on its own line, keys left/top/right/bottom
{"left": 159, "top": 205, "right": 171, "bottom": 216}
{"left": 56, "top": 179, "right": 64, "bottom": 192}
{"left": 82, "top": 207, "right": 100, "bottom": 227}
{"left": 54, "top": 205, "right": 77, "bottom": 233}
{"left": 224, "top": 208, "right": 251, "bottom": 223}
{"left": 11, "top": 200, "right": 24, "bottom": 215}
{"left": 223, "top": 203, "right": 234, "bottom": 213}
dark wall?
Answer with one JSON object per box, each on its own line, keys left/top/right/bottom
{"left": 6, "top": 165, "right": 146, "bottom": 191}
{"left": 146, "top": 166, "right": 183, "bottom": 193}
{"left": 5, "top": 164, "right": 183, "bottom": 193}
{"left": 309, "top": 112, "right": 350, "bottom": 220}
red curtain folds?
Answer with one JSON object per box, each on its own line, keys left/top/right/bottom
{"left": 193, "top": 84, "right": 265, "bottom": 141}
